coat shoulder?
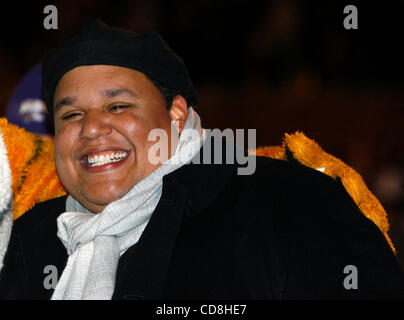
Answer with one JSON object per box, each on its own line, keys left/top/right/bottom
{"left": 234, "top": 157, "right": 404, "bottom": 298}
{"left": 0, "top": 196, "right": 67, "bottom": 299}
{"left": 12, "top": 196, "right": 67, "bottom": 237}
{"left": 240, "top": 155, "right": 366, "bottom": 228}
{"left": 245, "top": 155, "right": 338, "bottom": 193}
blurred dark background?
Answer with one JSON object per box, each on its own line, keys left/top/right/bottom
{"left": 1, "top": 0, "right": 404, "bottom": 266}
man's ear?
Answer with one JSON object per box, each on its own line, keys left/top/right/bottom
{"left": 169, "top": 95, "right": 188, "bottom": 134}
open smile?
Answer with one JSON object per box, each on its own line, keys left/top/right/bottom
{"left": 80, "top": 149, "right": 131, "bottom": 171}
{"left": 86, "top": 151, "right": 129, "bottom": 167}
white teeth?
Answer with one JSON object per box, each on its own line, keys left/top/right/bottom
{"left": 86, "top": 152, "right": 128, "bottom": 167}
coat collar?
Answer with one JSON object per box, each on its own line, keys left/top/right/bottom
{"left": 166, "top": 137, "right": 238, "bottom": 218}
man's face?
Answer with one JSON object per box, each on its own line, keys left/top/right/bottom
{"left": 54, "top": 65, "right": 173, "bottom": 213}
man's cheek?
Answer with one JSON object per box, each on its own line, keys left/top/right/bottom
{"left": 54, "top": 149, "right": 74, "bottom": 185}
{"left": 54, "top": 149, "right": 64, "bottom": 174}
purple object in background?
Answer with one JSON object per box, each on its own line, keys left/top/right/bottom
{"left": 6, "top": 63, "right": 53, "bottom": 135}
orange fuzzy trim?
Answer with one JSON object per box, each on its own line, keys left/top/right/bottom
{"left": 249, "top": 145, "right": 286, "bottom": 160}
{"left": 0, "top": 118, "right": 66, "bottom": 220}
{"left": 253, "top": 131, "right": 395, "bottom": 253}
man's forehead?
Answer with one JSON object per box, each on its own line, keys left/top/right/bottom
{"left": 54, "top": 65, "right": 148, "bottom": 98}
{"left": 53, "top": 67, "right": 143, "bottom": 112}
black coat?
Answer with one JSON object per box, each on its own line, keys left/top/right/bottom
{"left": 1, "top": 155, "right": 403, "bottom": 299}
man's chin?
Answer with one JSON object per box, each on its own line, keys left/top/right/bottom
{"left": 70, "top": 173, "right": 145, "bottom": 212}
{"left": 76, "top": 190, "right": 129, "bottom": 213}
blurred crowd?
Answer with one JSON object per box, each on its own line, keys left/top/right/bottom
{"left": 1, "top": 0, "right": 404, "bottom": 265}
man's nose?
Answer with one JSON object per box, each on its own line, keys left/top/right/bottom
{"left": 79, "top": 110, "right": 112, "bottom": 139}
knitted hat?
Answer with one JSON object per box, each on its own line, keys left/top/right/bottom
{"left": 42, "top": 20, "right": 198, "bottom": 120}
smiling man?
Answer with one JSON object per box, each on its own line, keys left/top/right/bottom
{"left": 0, "top": 20, "right": 403, "bottom": 300}
{"left": 53, "top": 65, "right": 181, "bottom": 213}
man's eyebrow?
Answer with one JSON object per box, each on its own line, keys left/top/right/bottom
{"left": 53, "top": 88, "right": 137, "bottom": 113}
{"left": 54, "top": 96, "right": 77, "bottom": 113}
{"left": 100, "top": 88, "right": 138, "bottom": 98}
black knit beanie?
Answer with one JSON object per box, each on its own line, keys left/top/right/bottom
{"left": 42, "top": 20, "right": 198, "bottom": 120}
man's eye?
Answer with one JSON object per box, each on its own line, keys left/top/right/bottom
{"left": 62, "top": 112, "right": 83, "bottom": 120}
{"left": 109, "top": 105, "right": 129, "bottom": 112}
